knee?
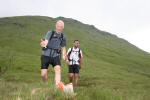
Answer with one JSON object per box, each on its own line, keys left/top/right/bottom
{"left": 54, "top": 66, "right": 61, "bottom": 73}
{"left": 41, "top": 73, "right": 46, "bottom": 77}
{"left": 69, "top": 74, "right": 74, "bottom": 78}
{"left": 41, "top": 70, "right": 47, "bottom": 77}
{"left": 75, "top": 74, "right": 79, "bottom": 78}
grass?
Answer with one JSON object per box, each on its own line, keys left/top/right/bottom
{"left": 0, "top": 16, "right": 150, "bottom": 100}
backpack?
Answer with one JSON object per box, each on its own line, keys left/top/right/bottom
{"left": 67, "top": 48, "right": 82, "bottom": 64}
{"left": 43, "top": 30, "right": 64, "bottom": 50}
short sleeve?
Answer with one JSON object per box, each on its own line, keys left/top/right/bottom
{"left": 44, "top": 31, "right": 52, "bottom": 40}
{"left": 61, "top": 34, "right": 66, "bottom": 47}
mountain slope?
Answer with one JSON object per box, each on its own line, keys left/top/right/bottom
{"left": 0, "top": 16, "right": 150, "bottom": 100}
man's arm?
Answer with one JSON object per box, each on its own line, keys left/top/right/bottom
{"left": 61, "top": 47, "right": 67, "bottom": 60}
{"left": 80, "top": 50, "right": 83, "bottom": 68}
{"left": 66, "top": 48, "right": 71, "bottom": 65}
{"left": 61, "top": 34, "right": 67, "bottom": 60}
{"left": 40, "top": 31, "right": 51, "bottom": 48}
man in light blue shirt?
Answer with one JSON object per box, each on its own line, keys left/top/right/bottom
{"left": 40, "top": 20, "right": 67, "bottom": 88}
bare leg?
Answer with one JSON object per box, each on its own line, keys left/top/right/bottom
{"left": 41, "top": 69, "right": 48, "bottom": 84}
{"left": 69, "top": 73, "right": 74, "bottom": 83}
{"left": 54, "top": 65, "right": 61, "bottom": 87}
{"left": 74, "top": 73, "right": 79, "bottom": 86}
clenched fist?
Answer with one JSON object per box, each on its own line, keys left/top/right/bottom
{"left": 40, "top": 39, "right": 48, "bottom": 48}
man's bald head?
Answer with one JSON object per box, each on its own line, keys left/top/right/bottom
{"left": 55, "top": 20, "right": 64, "bottom": 33}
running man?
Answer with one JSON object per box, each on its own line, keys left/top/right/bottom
{"left": 66, "top": 40, "right": 83, "bottom": 86}
{"left": 40, "top": 20, "right": 67, "bottom": 88}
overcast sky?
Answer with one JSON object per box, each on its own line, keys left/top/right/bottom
{"left": 0, "top": 0, "right": 150, "bottom": 53}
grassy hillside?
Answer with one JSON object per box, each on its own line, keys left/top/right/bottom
{"left": 0, "top": 16, "right": 150, "bottom": 100}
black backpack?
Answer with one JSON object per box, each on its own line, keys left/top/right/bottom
{"left": 43, "top": 30, "right": 64, "bottom": 50}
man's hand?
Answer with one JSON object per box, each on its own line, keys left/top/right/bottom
{"left": 40, "top": 39, "right": 48, "bottom": 48}
{"left": 66, "top": 59, "right": 70, "bottom": 65}
{"left": 62, "top": 54, "right": 67, "bottom": 61}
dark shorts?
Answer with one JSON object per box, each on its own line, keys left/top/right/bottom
{"left": 41, "top": 55, "right": 61, "bottom": 69}
{"left": 69, "top": 64, "right": 80, "bottom": 74}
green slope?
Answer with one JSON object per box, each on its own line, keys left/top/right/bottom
{"left": 0, "top": 16, "right": 150, "bottom": 100}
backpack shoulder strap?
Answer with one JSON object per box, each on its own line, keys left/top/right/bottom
{"left": 69, "top": 48, "right": 73, "bottom": 55}
{"left": 78, "top": 48, "right": 81, "bottom": 58}
{"left": 78, "top": 48, "right": 80, "bottom": 53}
{"left": 59, "top": 33, "right": 64, "bottom": 43}
{"left": 49, "top": 30, "right": 55, "bottom": 41}
{"left": 68, "top": 48, "right": 73, "bottom": 61}
{"left": 61, "top": 33, "right": 64, "bottom": 38}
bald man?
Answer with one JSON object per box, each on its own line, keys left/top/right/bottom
{"left": 40, "top": 20, "right": 67, "bottom": 88}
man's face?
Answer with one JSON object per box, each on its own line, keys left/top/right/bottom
{"left": 74, "top": 41, "right": 80, "bottom": 48}
{"left": 55, "top": 20, "right": 64, "bottom": 33}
